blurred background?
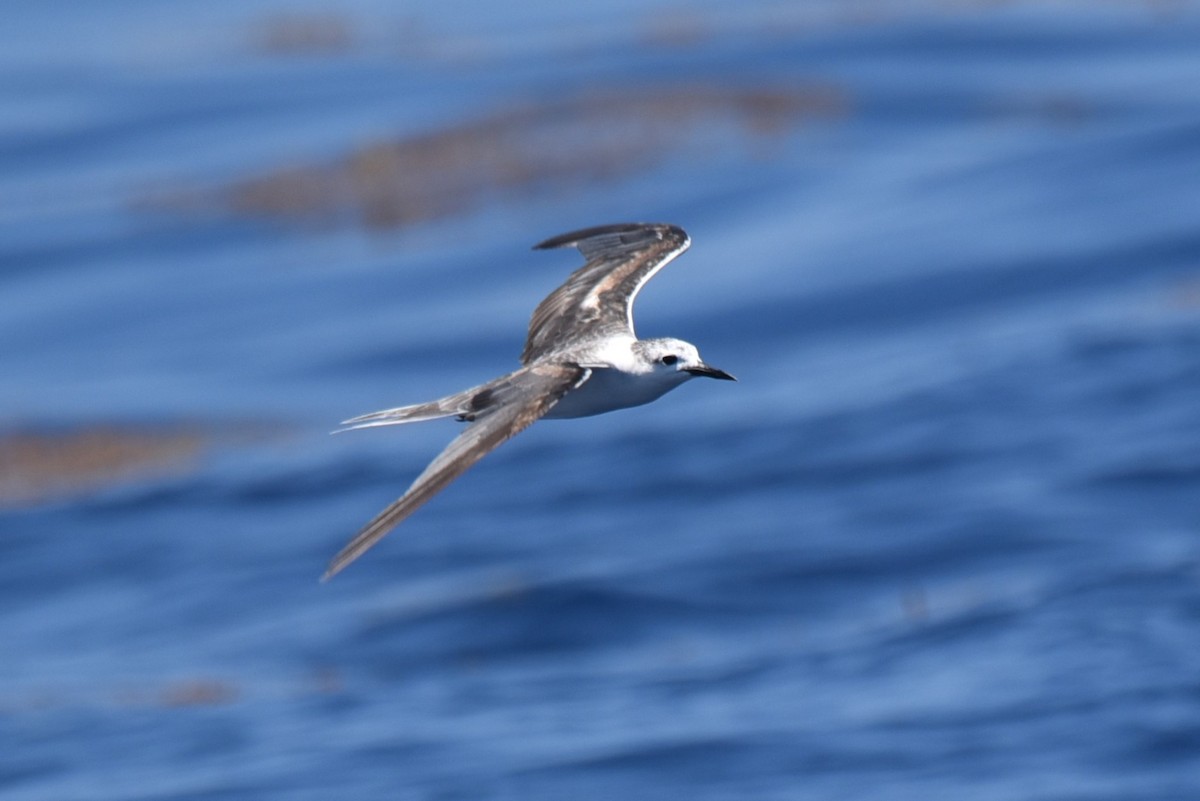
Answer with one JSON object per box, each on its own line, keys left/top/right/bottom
{"left": 3, "top": 1, "right": 1200, "bottom": 799}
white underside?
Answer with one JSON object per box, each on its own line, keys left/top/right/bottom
{"left": 544, "top": 366, "right": 688, "bottom": 419}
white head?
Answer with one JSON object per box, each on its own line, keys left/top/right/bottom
{"left": 634, "top": 337, "right": 736, "bottom": 382}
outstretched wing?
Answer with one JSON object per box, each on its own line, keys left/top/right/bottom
{"left": 521, "top": 223, "right": 690, "bottom": 364}
{"left": 323, "top": 363, "right": 589, "bottom": 580}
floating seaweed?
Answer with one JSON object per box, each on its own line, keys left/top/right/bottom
{"left": 0, "top": 424, "right": 281, "bottom": 508}
{"left": 220, "top": 84, "right": 849, "bottom": 230}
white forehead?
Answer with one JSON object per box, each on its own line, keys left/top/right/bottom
{"left": 642, "top": 337, "right": 700, "bottom": 360}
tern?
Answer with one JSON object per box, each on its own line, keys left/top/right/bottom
{"left": 325, "top": 223, "right": 734, "bottom": 579}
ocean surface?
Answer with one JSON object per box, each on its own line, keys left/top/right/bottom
{"left": 3, "top": 2, "right": 1200, "bottom": 799}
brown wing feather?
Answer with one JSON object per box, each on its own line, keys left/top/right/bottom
{"left": 521, "top": 223, "right": 690, "bottom": 364}
{"left": 323, "top": 363, "right": 589, "bottom": 579}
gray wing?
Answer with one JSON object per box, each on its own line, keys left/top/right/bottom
{"left": 323, "top": 363, "right": 589, "bottom": 580}
{"left": 521, "top": 223, "right": 690, "bottom": 364}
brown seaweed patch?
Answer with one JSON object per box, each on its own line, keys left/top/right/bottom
{"left": 221, "top": 84, "right": 849, "bottom": 230}
{"left": 1167, "top": 275, "right": 1200, "bottom": 310}
{"left": 0, "top": 666, "right": 347, "bottom": 714}
{"left": 159, "top": 678, "right": 241, "bottom": 708}
{"left": 983, "top": 92, "right": 1094, "bottom": 126}
{"left": 253, "top": 12, "right": 358, "bottom": 55}
{"left": 0, "top": 425, "right": 258, "bottom": 508}
{"left": 640, "top": 11, "right": 715, "bottom": 48}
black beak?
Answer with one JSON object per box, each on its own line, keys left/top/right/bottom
{"left": 685, "top": 364, "right": 737, "bottom": 381}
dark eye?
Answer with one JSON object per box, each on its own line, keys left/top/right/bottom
{"left": 661, "top": 355, "right": 678, "bottom": 366}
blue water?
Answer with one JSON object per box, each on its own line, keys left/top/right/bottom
{"left": 4, "top": 2, "right": 1200, "bottom": 799}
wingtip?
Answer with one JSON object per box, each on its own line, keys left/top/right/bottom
{"left": 320, "top": 555, "right": 350, "bottom": 582}
{"left": 532, "top": 222, "right": 683, "bottom": 251}
{"left": 322, "top": 540, "right": 364, "bottom": 581}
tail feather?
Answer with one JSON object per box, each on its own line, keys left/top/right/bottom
{"left": 335, "top": 391, "right": 476, "bottom": 433}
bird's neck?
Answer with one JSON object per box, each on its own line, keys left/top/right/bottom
{"left": 574, "top": 336, "right": 643, "bottom": 373}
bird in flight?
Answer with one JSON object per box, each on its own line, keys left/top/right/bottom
{"left": 325, "top": 223, "right": 734, "bottom": 579}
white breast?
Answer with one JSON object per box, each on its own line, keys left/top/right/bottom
{"left": 544, "top": 366, "right": 687, "bottom": 419}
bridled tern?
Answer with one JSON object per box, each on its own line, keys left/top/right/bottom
{"left": 325, "top": 222, "right": 734, "bottom": 579}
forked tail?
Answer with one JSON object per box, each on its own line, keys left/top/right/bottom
{"left": 334, "top": 384, "right": 494, "bottom": 433}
